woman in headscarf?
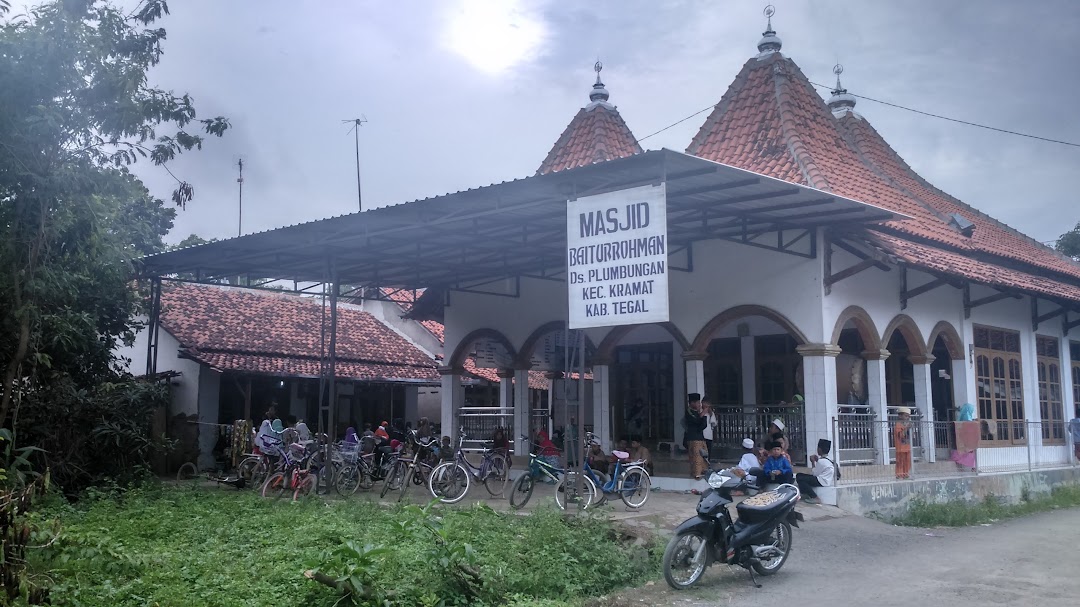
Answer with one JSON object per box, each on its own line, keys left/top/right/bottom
{"left": 344, "top": 426, "right": 359, "bottom": 444}
{"left": 536, "top": 430, "right": 560, "bottom": 481}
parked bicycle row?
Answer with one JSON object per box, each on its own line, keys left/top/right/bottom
{"left": 222, "top": 427, "right": 652, "bottom": 510}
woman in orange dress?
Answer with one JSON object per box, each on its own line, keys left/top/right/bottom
{"left": 893, "top": 407, "right": 912, "bottom": 479}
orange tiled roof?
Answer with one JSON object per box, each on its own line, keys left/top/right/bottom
{"left": 161, "top": 283, "right": 438, "bottom": 382}
{"left": 537, "top": 103, "right": 642, "bottom": 175}
{"left": 380, "top": 287, "right": 444, "bottom": 342}
{"left": 686, "top": 49, "right": 1080, "bottom": 300}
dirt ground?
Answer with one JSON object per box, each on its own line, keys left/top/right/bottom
{"left": 592, "top": 504, "right": 1080, "bottom": 607}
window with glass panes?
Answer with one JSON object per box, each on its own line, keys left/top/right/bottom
{"left": 704, "top": 338, "right": 741, "bottom": 406}
{"left": 1071, "top": 341, "right": 1080, "bottom": 418}
{"left": 756, "top": 335, "right": 798, "bottom": 404}
{"left": 1036, "top": 336, "right": 1065, "bottom": 444}
{"left": 974, "top": 326, "right": 1025, "bottom": 445}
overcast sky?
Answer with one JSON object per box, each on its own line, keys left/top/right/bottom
{"left": 67, "top": 0, "right": 1080, "bottom": 245}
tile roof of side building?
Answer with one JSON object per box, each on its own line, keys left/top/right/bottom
{"left": 160, "top": 283, "right": 439, "bottom": 382}
{"left": 536, "top": 67, "right": 643, "bottom": 175}
{"left": 685, "top": 29, "right": 1080, "bottom": 297}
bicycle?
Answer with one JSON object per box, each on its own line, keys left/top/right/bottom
{"left": 507, "top": 435, "right": 596, "bottom": 511}
{"left": 393, "top": 430, "right": 440, "bottom": 501}
{"left": 581, "top": 433, "right": 651, "bottom": 509}
{"left": 334, "top": 436, "right": 381, "bottom": 495}
{"left": 261, "top": 440, "right": 323, "bottom": 501}
{"left": 428, "top": 429, "right": 510, "bottom": 504}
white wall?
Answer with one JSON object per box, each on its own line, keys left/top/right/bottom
{"left": 360, "top": 297, "right": 443, "bottom": 358}
{"left": 119, "top": 324, "right": 202, "bottom": 418}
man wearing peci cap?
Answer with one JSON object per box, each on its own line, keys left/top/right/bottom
{"left": 797, "top": 439, "right": 836, "bottom": 504}
{"left": 737, "top": 438, "right": 761, "bottom": 487}
{"left": 684, "top": 393, "right": 708, "bottom": 480}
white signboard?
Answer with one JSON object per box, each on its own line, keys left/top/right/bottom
{"left": 566, "top": 183, "right": 669, "bottom": 329}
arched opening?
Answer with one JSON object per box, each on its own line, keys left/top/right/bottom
{"left": 692, "top": 305, "right": 810, "bottom": 463}
{"left": 513, "top": 321, "right": 595, "bottom": 446}
{"left": 597, "top": 323, "right": 689, "bottom": 450}
{"left": 882, "top": 315, "right": 927, "bottom": 415}
{"left": 930, "top": 331, "right": 957, "bottom": 456}
{"left": 447, "top": 328, "right": 518, "bottom": 415}
{"left": 831, "top": 306, "right": 880, "bottom": 411}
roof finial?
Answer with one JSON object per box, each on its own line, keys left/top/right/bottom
{"left": 827, "top": 63, "right": 857, "bottom": 117}
{"left": 757, "top": 5, "right": 783, "bottom": 56}
{"left": 588, "top": 59, "right": 611, "bottom": 106}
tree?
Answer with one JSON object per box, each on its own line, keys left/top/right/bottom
{"left": 0, "top": 0, "right": 228, "bottom": 431}
{"left": 1056, "top": 221, "right": 1080, "bottom": 260}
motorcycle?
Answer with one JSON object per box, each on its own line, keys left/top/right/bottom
{"left": 662, "top": 450, "right": 804, "bottom": 589}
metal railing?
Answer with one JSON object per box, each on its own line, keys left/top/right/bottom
{"left": 832, "top": 417, "right": 1075, "bottom": 484}
{"left": 458, "top": 406, "right": 513, "bottom": 452}
{"left": 712, "top": 404, "right": 806, "bottom": 465}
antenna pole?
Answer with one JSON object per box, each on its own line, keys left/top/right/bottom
{"left": 237, "top": 158, "right": 244, "bottom": 237}
{"left": 354, "top": 122, "right": 362, "bottom": 211}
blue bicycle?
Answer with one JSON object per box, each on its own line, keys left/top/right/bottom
{"left": 508, "top": 435, "right": 596, "bottom": 510}
{"left": 581, "top": 432, "right": 652, "bottom": 509}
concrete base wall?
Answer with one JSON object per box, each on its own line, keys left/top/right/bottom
{"left": 834, "top": 467, "right": 1080, "bottom": 518}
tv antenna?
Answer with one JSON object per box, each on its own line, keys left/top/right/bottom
{"left": 343, "top": 116, "right": 368, "bottom": 211}
{"left": 236, "top": 158, "right": 244, "bottom": 237}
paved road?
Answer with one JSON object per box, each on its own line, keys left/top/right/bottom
{"left": 618, "top": 506, "right": 1080, "bottom": 607}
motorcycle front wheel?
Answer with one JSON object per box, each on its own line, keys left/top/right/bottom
{"left": 662, "top": 531, "right": 709, "bottom": 589}
{"left": 751, "top": 521, "right": 792, "bottom": 576}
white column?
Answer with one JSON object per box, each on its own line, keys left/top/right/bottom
{"left": 592, "top": 364, "right": 611, "bottom": 450}
{"left": 796, "top": 344, "right": 841, "bottom": 463}
{"left": 741, "top": 336, "right": 757, "bottom": 405}
{"left": 498, "top": 369, "right": 514, "bottom": 409}
{"left": 911, "top": 355, "right": 936, "bottom": 463}
{"left": 513, "top": 369, "right": 530, "bottom": 455}
{"left": 864, "top": 350, "right": 890, "bottom": 464}
{"left": 439, "top": 367, "right": 464, "bottom": 440}
{"left": 681, "top": 354, "right": 707, "bottom": 447}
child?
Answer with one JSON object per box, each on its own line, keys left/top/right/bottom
{"left": 762, "top": 441, "right": 793, "bottom": 485}
{"left": 736, "top": 438, "right": 761, "bottom": 487}
{"left": 893, "top": 407, "right": 912, "bottom": 479}
{"left": 797, "top": 439, "right": 836, "bottom": 504}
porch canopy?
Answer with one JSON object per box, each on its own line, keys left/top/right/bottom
{"left": 139, "top": 149, "right": 905, "bottom": 288}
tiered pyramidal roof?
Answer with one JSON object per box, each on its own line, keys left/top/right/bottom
{"left": 685, "top": 18, "right": 1080, "bottom": 300}
{"left": 537, "top": 63, "right": 643, "bottom": 175}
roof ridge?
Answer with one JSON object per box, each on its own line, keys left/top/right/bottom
{"left": 771, "top": 56, "right": 831, "bottom": 190}
{"left": 839, "top": 114, "right": 1080, "bottom": 282}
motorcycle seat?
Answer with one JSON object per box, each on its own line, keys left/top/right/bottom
{"left": 735, "top": 485, "right": 797, "bottom": 523}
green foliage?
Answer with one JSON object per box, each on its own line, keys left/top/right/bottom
{"left": 31, "top": 487, "right": 658, "bottom": 607}
{"left": 14, "top": 377, "right": 172, "bottom": 494}
{"left": 0, "top": 0, "right": 229, "bottom": 431}
{"left": 893, "top": 484, "right": 1080, "bottom": 527}
{"left": 1057, "top": 221, "right": 1080, "bottom": 260}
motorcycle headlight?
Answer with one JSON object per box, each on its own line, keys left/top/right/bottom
{"left": 708, "top": 473, "right": 730, "bottom": 488}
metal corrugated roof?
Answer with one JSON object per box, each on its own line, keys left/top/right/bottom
{"left": 140, "top": 149, "right": 905, "bottom": 287}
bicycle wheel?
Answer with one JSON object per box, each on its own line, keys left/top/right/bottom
{"left": 357, "top": 460, "right": 375, "bottom": 490}
{"left": 293, "top": 474, "right": 317, "bottom": 501}
{"left": 261, "top": 472, "right": 287, "bottom": 499}
{"left": 316, "top": 465, "right": 333, "bottom": 495}
{"left": 429, "top": 462, "right": 470, "bottom": 504}
{"left": 380, "top": 460, "right": 404, "bottom": 498}
{"left": 508, "top": 473, "right": 534, "bottom": 510}
{"left": 335, "top": 464, "right": 361, "bottom": 496}
{"left": 398, "top": 462, "right": 415, "bottom": 501}
{"left": 236, "top": 457, "right": 267, "bottom": 489}
{"left": 483, "top": 453, "right": 509, "bottom": 497}
{"left": 176, "top": 462, "right": 198, "bottom": 483}
{"left": 555, "top": 471, "right": 597, "bottom": 511}
{"left": 619, "top": 466, "right": 651, "bottom": 509}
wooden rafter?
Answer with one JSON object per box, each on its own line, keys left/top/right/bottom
{"left": 823, "top": 234, "right": 890, "bottom": 295}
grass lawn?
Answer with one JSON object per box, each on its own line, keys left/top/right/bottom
{"left": 30, "top": 485, "right": 658, "bottom": 607}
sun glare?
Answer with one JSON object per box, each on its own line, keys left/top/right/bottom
{"left": 443, "top": 0, "right": 548, "bottom": 75}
